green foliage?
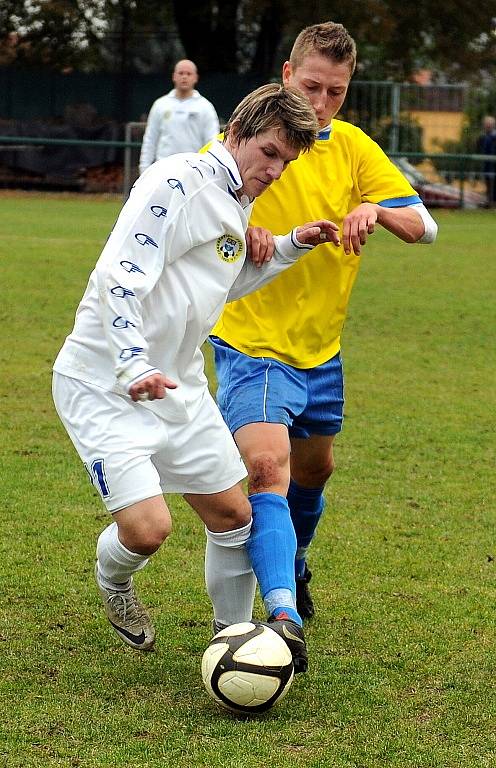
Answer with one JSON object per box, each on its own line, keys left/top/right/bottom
{"left": 1, "top": 0, "right": 98, "bottom": 71}
{"left": 1, "top": 0, "right": 496, "bottom": 79}
{"left": 1, "top": 194, "right": 496, "bottom": 767}
{"left": 370, "top": 117, "right": 424, "bottom": 160}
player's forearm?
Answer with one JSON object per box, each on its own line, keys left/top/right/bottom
{"left": 376, "top": 203, "right": 437, "bottom": 244}
{"left": 227, "top": 230, "right": 311, "bottom": 301}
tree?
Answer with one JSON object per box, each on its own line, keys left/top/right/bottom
{"left": 0, "top": 0, "right": 105, "bottom": 71}
{"left": 1, "top": 0, "right": 495, "bottom": 82}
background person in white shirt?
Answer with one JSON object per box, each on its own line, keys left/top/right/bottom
{"left": 52, "top": 83, "right": 339, "bottom": 672}
{"left": 139, "top": 59, "right": 220, "bottom": 175}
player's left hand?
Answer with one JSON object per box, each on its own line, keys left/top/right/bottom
{"left": 129, "top": 372, "right": 178, "bottom": 402}
{"left": 296, "top": 219, "right": 340, "bottom": 247}
{"left": 342, "top": 203, "right": 379, "bottom": 255}
{"left": 246, "top": 226, "right": 275, "bottom": 267}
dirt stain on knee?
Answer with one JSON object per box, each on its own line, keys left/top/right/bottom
{"left": 248, "top": 456, "right": 281, "bottom": 494}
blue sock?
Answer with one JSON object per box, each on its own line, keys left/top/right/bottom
{"left": 287, "top": 480, "right": 325, "bottom": 578}
{"left": 246, "top": 493, "right": 301, "bottom": 625}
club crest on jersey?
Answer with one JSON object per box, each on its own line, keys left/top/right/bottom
{"left": 216, "top": 234, "right": 243, "bottom": 263}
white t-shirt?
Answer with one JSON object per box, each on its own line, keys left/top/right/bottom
{"left": 54, "top": 142, "right": 315, "bottom": 424}
{"left": 139, "top": 89, "right": 220, "bottom": 174}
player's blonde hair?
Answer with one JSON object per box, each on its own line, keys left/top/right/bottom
{"left": 290, "top": 21, "right": 357, "bottom": 75}
{"left": 224, "top": 83, "right": 318, "bottom": 153}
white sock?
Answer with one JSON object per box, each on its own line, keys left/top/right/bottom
{"left": 96, "top": 522, "right": 149, "bottom": 590}
{"left": 205, "top": 521, "right": 257, "bottom": 628}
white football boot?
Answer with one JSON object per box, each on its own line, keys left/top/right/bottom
{"left": 95, "top": 564, "right": 155, "bottom": 650}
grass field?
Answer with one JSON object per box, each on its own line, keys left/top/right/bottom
{"left": 1, "top": 192, "right": 495, "bottom": 767}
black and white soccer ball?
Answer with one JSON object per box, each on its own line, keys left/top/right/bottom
{"left": 201, "top": 621, "right": 294, "bottom": 714}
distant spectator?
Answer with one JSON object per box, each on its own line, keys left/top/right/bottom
{"left": 139, "top": 59, "right": 220, "bottom": 175}
{"left": 477, "top": 115, "right": 496, "bottom": 208}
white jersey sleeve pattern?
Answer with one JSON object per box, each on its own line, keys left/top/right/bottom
{"left": 97, "top": 151, "right": 248, "bottom": 394}
{"left": 160, "top": 155, "right": 245, "bottom": 263}
{"left": 97, "top": 154, "right": 241, "bottom": 391}
{"left": 96, "top": 161, "right": 195, "bottom": 389}
{"left": 54, "top": 147, "right": 245, "bottom": 400}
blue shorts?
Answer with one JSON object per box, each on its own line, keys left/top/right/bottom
{"left": 210, "top": 336, "right": 344, "bottom": 439}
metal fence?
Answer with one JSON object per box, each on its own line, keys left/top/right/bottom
{"left": 0, "top": 133, "right": 492, "bottom": 209}
{"left": 0, "top": 80, "right": 494, "bottom": 206}
{"left": 0, "top": 74, "right": 482, "bottom": 144}
{"left": 344, "top": 81, "right": 470, "bottom": 154}
{"left": 120, "top": 82, "right": 491, "bottom": 198}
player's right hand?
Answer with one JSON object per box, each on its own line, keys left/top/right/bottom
{"left": 342, "top": 203, "right": 378, "bottom": 255}
{"left": 295, "top": 219, "right": 340, "bottom": 247}
{"left": 129, "top": 373, "right": 178, "bottom": 402}
{"left": 246, "top": 226, "right": 275, "bottom": 267}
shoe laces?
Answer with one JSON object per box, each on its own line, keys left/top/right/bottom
{"left": 107, "top": 588, "right": 146, "bottom": 625}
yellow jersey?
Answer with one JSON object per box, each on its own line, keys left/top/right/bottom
{"left": 212, "top": 120, "right": 420, "bottom": 368}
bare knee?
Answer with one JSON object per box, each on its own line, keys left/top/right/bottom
{"left": 115, "top": 503, "right": 172, "bottom": 555}
{"left": 248, "top": 452, "right": 290, "bottom": 495}
{"left": 293, "top": 454, "right": 335, "bottom": 489}
{"left": 312, "top": 454, "right": 335, "bottom": 487}
{"left": 220, "top": 496, "right": 252, "bottom": 530}
{"left": 185, "top": 486, "right": 251, "bottom": 533}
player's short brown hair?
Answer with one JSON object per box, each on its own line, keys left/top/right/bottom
{"left": 290, "top": 21, "right": 357, "bottom": 75}
{"left": 224, "top": 83, "right": 318, "bottom": 153}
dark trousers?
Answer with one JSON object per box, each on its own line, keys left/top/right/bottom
{"left": 485, "top": 172, "right": 496, "bottom": 206}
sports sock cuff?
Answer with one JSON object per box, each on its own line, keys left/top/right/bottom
{"left": 97, "top": 522, "right": 148, "bottom": 566}
{"left": 205, "top": 520, "right": 252, "bottom": 547}
{"left": 110, "top": 535, "right": 149, "bottom": 566}
{"left": 96, "top": 522, "right": 149, "bottom": 584}
{"left": 248, "top": 492, "right": 289, "bottom": 510}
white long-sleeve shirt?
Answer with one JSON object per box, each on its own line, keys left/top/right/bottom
{"left": 54, "top": 142, "right": 315, "bottom": 423}
{"left": 139, "top": 89, "right": 220, "bottom": 175}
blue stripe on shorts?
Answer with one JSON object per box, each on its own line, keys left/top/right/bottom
{"left": 209, "top": 336, "right": 344, "bottom": 438}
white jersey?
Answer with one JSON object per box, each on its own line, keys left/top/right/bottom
{"left": 139, "top": 89, "right": 220, "bottom": 174}
{"left": 53, "top": 142, "right": 315, "bottom": 424}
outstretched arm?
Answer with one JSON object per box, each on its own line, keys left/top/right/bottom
{"left": 246, "top": 220, "right": 340, "bottom": 267}
{"left": 342, "top": 202, "right": 437, "bottom": 255}
{"left": 228, "top": 220, "right": 340, "bottom": 301}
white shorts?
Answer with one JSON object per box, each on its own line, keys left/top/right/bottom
{"left": 52, "top": 373, "right": 247, "bottom": 512}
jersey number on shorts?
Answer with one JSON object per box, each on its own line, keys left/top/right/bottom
{"left": 85, "top": 459, "right": 111, "bottom": 498}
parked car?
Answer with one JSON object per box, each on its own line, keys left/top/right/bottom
{"left": 392, "top": 157, "right": 486, "bottom": 209}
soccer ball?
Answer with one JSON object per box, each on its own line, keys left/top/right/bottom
{"left": 201, "top": 621, "right": 294, "bottom": 714}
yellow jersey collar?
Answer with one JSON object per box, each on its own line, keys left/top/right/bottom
{"left": 317, "top": 124, "right": 332, "bottom": 141}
